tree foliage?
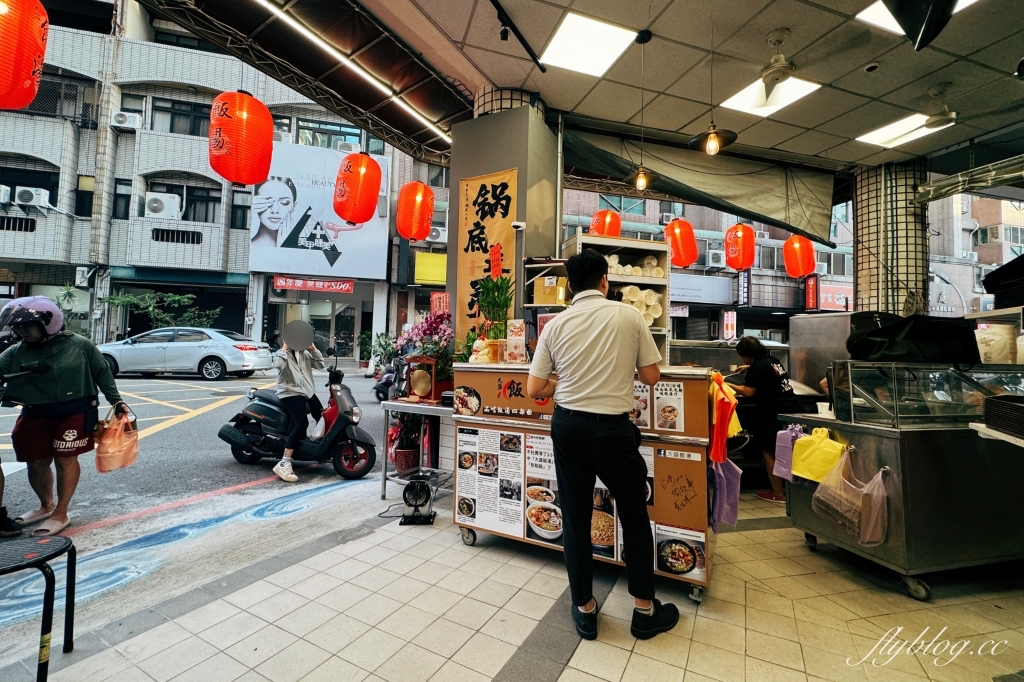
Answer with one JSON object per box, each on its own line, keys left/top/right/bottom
{"left": 105, "top": 292, "right": 222, "bottom": 329}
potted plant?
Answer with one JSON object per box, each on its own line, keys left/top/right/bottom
{"left": 395, "top": 311, "right": 456, "bottom": 400}
{"left": 358, "top": 330, "right": 372, "bottom": 368}
{"left": 477, "top": 276, "right": 514, "bottom": 340}
{"left": 391, "top": 412, "right": 422, "bottom": 473}
{"left": 372, "top": 332, "right": 396, "bottom": 371}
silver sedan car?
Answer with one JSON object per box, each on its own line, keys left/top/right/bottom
{"left": 98, "top": 328, "right": 273, "bottom": 380}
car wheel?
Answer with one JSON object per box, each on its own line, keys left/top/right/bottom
{"left": 236, "top": 370, "right": 255, "bottom": 378}
{"left": 104, "top": 355, "right": 119, "bottom": 377}
{"left": 333, "top": 442, "right": 376, "bottom": 479}
{"left": 200, "top": 357, "right": 227, "bottom": 381}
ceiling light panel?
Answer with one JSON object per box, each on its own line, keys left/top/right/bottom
{"left": 856, "top": 114, "right": 954, "bottom": 147}
{"left": 720, "top": 78, "right": 821, "bottom": 117}
{"left": 855, "top": 0, "right": 981, "bottom": 35}
{"left": 539, "top": 13, "right": 637, "bottom": 77}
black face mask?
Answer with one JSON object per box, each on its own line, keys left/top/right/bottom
{"left": 13, "top": 324, "right": 46, "bottom": 347}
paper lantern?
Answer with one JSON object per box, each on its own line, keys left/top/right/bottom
{"left": 0, "top": 0, "right": 49, "bottom": 110}
{"left": 208, "top": 91, "right": 274, "bottom": 185}
{"left": 590, "top": 210, "right": 621, "bottom": 237}
{"left": 783, "top": 234, "right": 817, "bottom": 278}
{"left": 334, "top": 152, "right": 381, "bottom": 226}
{"left": 665, "top": 219, "right": 698, "bottom": 268}
{"left": 396, "top": 181, "right": 434, "bottom": 241}
{"left": 724, "top": 223, "right": 755, "bottom": 270}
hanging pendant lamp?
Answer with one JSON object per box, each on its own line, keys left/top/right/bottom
{"left": 625, "top": 30, "right": 657, "bottom": 192}
{"left": 688, "top": 1, "right": 736, "bottom": 156}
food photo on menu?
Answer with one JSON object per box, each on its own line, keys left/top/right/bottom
{"left": 499, "top": 478, "right": 522, "bottom": 501}
{"left": 525, "top": 477, "right": 563, "bottom": 545}
{"left": 458, "top": 451, "right": 476, "bottom": 470}
{"left": 591, "top": 487, "right": 616, "bottom": 559}
{"left": 477, "top": 453, "right": 498, "bottom": 477}
{"left": 457, "top": 496, "right": 476, "bottom": 520}
{"left": 631, "top": 382, "right": 650, "bottom": 428}
{"left": 655, "top": 524, "right": 707, "bottom": 583}
{"left": 453, "top": 385, "right": 482, "bottom": 416}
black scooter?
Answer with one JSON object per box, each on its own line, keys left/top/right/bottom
{"left": 218, "top": 352, "right": 377, "bottom": 479}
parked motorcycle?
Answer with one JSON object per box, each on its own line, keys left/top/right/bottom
{"left": 218, "top": 351, "right": 377, "bottom": 478}
{"left": 373, "top": 361, "right": 396, "bottom": 402}
{"left": 387, "top": 356, "right": 408, "bottom": 401}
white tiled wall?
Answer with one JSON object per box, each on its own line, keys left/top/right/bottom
{"left": 440, "top": 415, "right": 455, "bottom": 472}
{"left": 128, "top": 218, "right": 226, "bottom": 271}
{"left": 0, "top": 212, "right": 75, "bottom": 263}
{"left": 227, "top": 227, "right": 250, "bottom": 273}
{"left": 45, "top": 27, "right": 106, "bottom": 81}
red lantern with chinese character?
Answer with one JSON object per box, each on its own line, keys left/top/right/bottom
{"left": 334, "top": 152, "right": 381, "bottom": 226}
{"left": 0, "top": 0, "right": 49, "bottom": 110}
{"left": 395, "top": 181, "right": 434, "bottom": 241}
{"left": 207, "top": 91, "right": 274, "bottom": 185}
{"left": 590, "top": 209, "right": 621, "bottom": 237}
{"left": 665, "top": 219, "right": 698, "bottom": 268}
{"left": 783, "top": 234, "right": 817, "bottom": 278}
{"left": 724, "top": 223, "right": 755, "bottom": 270}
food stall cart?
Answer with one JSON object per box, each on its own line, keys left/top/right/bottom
{"left": 780, "top": 360, "right": 1024, "bottom": 600}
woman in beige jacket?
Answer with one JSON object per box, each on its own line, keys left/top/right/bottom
{"left": 272, "top": 341, "right": 325, "bottom": 482}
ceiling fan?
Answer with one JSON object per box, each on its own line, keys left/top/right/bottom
{"left": 915, "top": 82, "right": 1024, "bottom": 129}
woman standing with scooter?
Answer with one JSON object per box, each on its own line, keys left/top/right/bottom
{"left": 272, "top": 321, "right": 325, "bottom": 482}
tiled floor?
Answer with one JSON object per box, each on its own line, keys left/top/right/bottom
{"left": 14, "top": 505, "right": 1024, "bottom": 682}
{"left": 737, "top": 492, "right": 788, "bottom": 520}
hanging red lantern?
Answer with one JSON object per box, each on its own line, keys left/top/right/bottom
{"left": 0, "top": 0, "right": 49, "bottom": 110}
{"left": 724, "top": 223, "right": 755, "bottom": 270}
{"left": 334, "top": 152, "right": 381, "bottom": 226}
{"left": 396, "top": 181, "right": 434, "bottom": 241}
{"left": 590, "top": 210, "right": 621, "bottom": 237}
{"left": 208, "top": 91, "right": 274, "bottom": 185}
{"left": 665, "top": 219, "right": 698, "bottom": 268}
{"left": 783, "top": 234, "right": 817, "bottom": 278}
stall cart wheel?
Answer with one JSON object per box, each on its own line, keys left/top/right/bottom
{"left": 461, "top": 527, "right": 477, "bottom": 546}
{"left": 688, "top": 586, "right": 704, "bottom": 604}
{"left": 902, "top": 576, "right": 930, "bottom": 601}
{"left": 804, "top": 533, "right": 818, "bottom": 551}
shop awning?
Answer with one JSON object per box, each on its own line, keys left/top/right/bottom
{"left": 915, "top": 153, "right": 1024, "bottom": 203}
{"left": 563, "top": 132, "right": 837, "bottom": 247}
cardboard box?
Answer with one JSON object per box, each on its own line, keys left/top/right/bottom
{"left": 533, "top": 276, "right": 566, "bottom": 305}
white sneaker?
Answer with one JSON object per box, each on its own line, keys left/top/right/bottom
{"left": 273, "top": 459, "right": 298, "bottom": 482}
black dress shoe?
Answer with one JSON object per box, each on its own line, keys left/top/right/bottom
{"left": 571, "top": 603, "right": 598, "bottom": 640}
{"left": 0, "top": 507, "right": 23, "bottom": 538}
{"left": 630, "top": 599, "right": 679, "bottom": 640}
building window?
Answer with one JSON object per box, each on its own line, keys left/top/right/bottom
{"left": 758, "top": 245, "right": 775, "bottom": 270}
{"left": 149, "top": 182, "right": 221, "bottom": 223}
{"left": 151, "top": 98, "right": 211, "bottom": 137}
{"left": 0, "top": 217, "right": 36, "bottom": 232}
{"left": 599, "top": 195, "right": 645, "bottom": 215}
{"left": 0, "top": 167, "right": 60, "bottom": 200}
{"left": 152, "top": 228, "right": 203, "bottom": 244}
{"left": 75, "top": 176, "right": 94, "bottom": 217}
{"left": 121, "top": 94, "right": 145, "bottom": 113}
{"left": 231, "top": 191, "right": 251, "bottom": 229}
{"left": 113, "top": 179, "right": 132, "bottom": 220}
{"left": 832, "top": 203, "right": 848, "bottom": 223}
{"left": 427, "top": 164, "right": 449, "bottom": 188}
{"left": 154, "top": 30, "right": 226, "bottom": 54}
{"left": 366, "top": 134, "right": 385, "bottom": 155}
{"left": 696, "top": 239, "right": 709, "bottom": 266}
{"left": 273, "top": 115, "right": 291, "bottom": 133}
{"left": 725, "top": 214, "right": 752, "bottom": 226}
{"left": 296, "top": 118, "right": 361, "bottom": 149}
{"left": 659, "top": 201, "right": 684, "bottom": 217}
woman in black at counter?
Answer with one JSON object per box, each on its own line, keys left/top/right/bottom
{"left": 727, "top": 336, "right": 803, "bottom": 503}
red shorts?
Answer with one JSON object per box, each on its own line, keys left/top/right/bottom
{"left": 11, "top": 412, "right": 95, "bottom": 462}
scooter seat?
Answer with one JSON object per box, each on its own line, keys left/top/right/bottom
{"left": 254, "top": 389, "right": 283, "bottom": 406}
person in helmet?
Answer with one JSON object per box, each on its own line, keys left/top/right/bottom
{"left": 0, "top": 296, "right": 128, "bottom": 537}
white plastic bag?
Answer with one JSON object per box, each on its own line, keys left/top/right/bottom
{"left": 311, "top": 416, "right": 326, "bottom": 440}
{"left": 975, "top": 325, "right": 1016, "bottom": 364}
{"left": 811, "top": 449, "right": 888, "bottom": 547}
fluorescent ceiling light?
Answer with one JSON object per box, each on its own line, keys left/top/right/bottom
{"left": 856, "top": 0, "right": 981, "bottom": 35}
{"left": 720, "top": 77, "right": 821, "bottom": 117}
{"left": 540, "top": 13, "right": 636, "bottom": 77}
{"left": 856, "top": 114, "right": 954, "bottom": 147}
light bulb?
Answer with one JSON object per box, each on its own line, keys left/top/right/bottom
{"left": 635, "top": 169, "right": 648, "bottom": 191}
{"left": 705, "top": 132, "right": 720, "bottom": 156}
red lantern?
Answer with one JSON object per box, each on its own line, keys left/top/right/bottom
{"left": 665, "top": 219, "right": 698, "bottom": 268}
{"left": 783, "top": 234, "right": 817, "bottom": 278}
{"left": 0, "top": 0, "right": 49, "bottom": 110}
{"left": 208, "top": 91, "right": 274, "bottom": 185}
{"left": 590, "top": 210, "right": 621, "bottom": 237}
{"left": 396, "top": 181, "right": 434, "bottom": 241}
{"left": 724, "top": 223, "right": 756, "bottom": 270}
{"left": 334, "top": 152, "right": 381, "bottom": 226}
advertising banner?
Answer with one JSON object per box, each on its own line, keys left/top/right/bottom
{"left": 249, "top": 143, "right": 390, "bottom": 280}
{"left": 456, "top": 169, "right": 518, "bottom": 338}
{"left": 805, "top": 274, "right": 820, "bottom": 311}
{"left": 819, "top": 283, "right": 853, "bottom": 311}
{"left": 272, "top": 275, "right": 354, "bottom": 293}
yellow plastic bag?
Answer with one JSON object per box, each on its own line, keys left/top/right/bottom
{"left": 791, "top": 427, "right": 845, "bottom": 482}
{"left": 96, "top": 413, "right": 139, "bottom": 473}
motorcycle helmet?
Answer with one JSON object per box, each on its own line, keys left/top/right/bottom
{"left": 0, "top": 296, "right": 64, "bottom": 336}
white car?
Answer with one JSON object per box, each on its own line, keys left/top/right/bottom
{"left": 99, "top": 328, "right": 272, "bottom": 380}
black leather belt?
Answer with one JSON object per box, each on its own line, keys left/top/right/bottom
{"left": 554, "top": 406, "right": 629, "bottom": 422}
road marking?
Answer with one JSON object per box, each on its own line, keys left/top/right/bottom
{"left": 149, "top": 379, "right": 228, "bottom": 393}
{"left": 64, "top": 475, "right": 281, "bottom": 536}
{"left": 136, "top": 416, "right": 176, "bottom": 422}
{"left": 116, "top": 388, "right": 224, "bottom": 395}
{"left": 118, "top": 391, "right": 193, "bottom": 413}
{"left": 161, "top": 396, "right": 234, "bottom": 404}
{"left": 136, "top": 393, "right": 248, "bottom": 440}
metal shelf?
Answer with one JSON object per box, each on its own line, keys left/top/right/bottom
{"left": 964, "top": 306, "right": 1023, "bottom": 327}
{"left": 971, "top": 422, "right": 1024, "bottom": 449}
{"left": 609, "top": 274, "right": 670, "bottom": 286}
{"left": 563, "top": 233, "right": 669, "bottom": 255}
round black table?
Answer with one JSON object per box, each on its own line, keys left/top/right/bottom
{"left": 0, "top": 536, "right": 77, "bottom": 682}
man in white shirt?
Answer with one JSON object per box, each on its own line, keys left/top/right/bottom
{"left": 528, "top": 249, "right": 678, "bottom": 641}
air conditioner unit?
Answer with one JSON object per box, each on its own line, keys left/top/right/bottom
{"left": 659, "top": 213, "right": 674, "bottom": 225}
{"left": 336, "top": 142, "right": 361, "bottom": 154}
{"left": 144, "top": 192, "right": 181, "bottom": 219}
{"left": 110, "top": 111, "right": 143, "bottom": 130}
{"left": 15, "top": 187, "right": 50, "bottom": 207}
{"left": 968, "top": 252, "right": 979, "bottom": 262}
{"left": 706, "top": 250, "right": 726, "bottom": 268}
{"left": 815, "top": 262, "right": 829, "bottom": 275}
{"left": 268, "top": 287, "right": 298, "bottom": 304}
{"left": 756, "top": 231, "right": 771, "bottom": 240}
{"left": 272, "top": 131, "right": 293, "bottom": 144}
{"left": 0, "top": 185, "right": 9, "bottom": 204}
{"left": 426, "top": 226, "right": 448, "bottom": 244}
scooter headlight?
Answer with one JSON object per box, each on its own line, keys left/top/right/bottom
{"left": 350, "top": 406, "right": 362, "bottom": 424}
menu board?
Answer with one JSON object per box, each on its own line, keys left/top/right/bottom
{"left": 630, "top": 381, "right": 651, "bottom": 429}
{"left": 455, "top": 427, "right": 524, "bottom": 538}
{"left": 640, "top": 445, "right": 655, "bottom": 506}
{"left": 654, "top": 524, "right": 707, "bottom": 584}
{"left": 453, "top": 368, "right": 555, "bottom": 421}
{"left": 654, "top": 446, "right": 706, "bottom": 531}
{"left": 653, "top": 381, "right": 684, "bottom": 432}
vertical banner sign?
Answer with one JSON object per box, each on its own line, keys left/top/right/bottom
{"left": 723, "top": 310, "right": 737, "bottom": 340}
{"left": 805, "top": 273, "right": 820, "bottom": 311}
{"left": 737, "top": 269, "right": 750, "bottom": 307}
{"left": 457, "top": 169, "right": 518, "bottom": 338}
{"left": 430, "top": 291, "right": 450, "bottom": 315}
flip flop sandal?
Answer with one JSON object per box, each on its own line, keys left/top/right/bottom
{"left": 32, "top": 518, "right": 70, "bottom": 537}
{"left": 14, "top": 509, "right": 53, "bottom": 524}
